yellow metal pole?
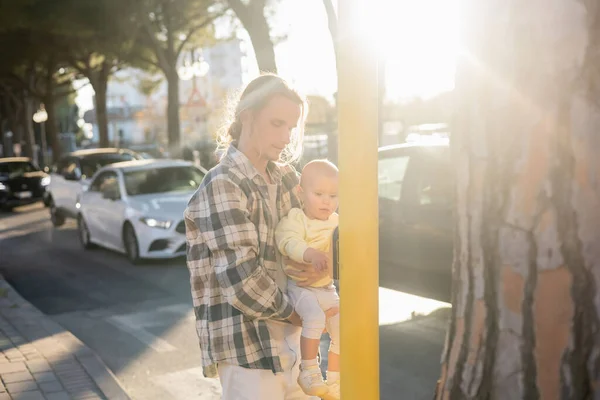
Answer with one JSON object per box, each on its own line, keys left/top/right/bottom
{"left": 337, "top": 0, "right": 380, "bottom": 399}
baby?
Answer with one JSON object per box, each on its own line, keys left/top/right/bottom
{"left": 275, "top": 159, "right": 340, "bottom": 399}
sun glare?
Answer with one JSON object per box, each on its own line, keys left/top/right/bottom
{"left": 348, "top": 0, "right": 460, "bottom": 100}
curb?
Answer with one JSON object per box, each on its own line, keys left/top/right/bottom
{"left": 0, "top": 276, "right": 131, "bottom": 400}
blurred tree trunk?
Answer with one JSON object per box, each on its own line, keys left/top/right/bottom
{"left": 43, "top": 93, "right": 59, "bottom": 161}
{"left": 228, "top": 0, "right": 277, "bottom": 73}
{"left": 166, "top": 68, "right": 181, "bottom": 150}
{"left": 43, "top": 64, "right": 60, "bottom": 161}
{"left": 436, "top": 0, "right": 600, "bottom": 399}
{"left": 322, "top": 0, "right": 338, "bottom": 69}
{"left": 164, "top": 5, "right": 180, "bottom": 150}
{"left": 89, "top": 61, "right": 111, "bottom": 148}
{"left": 20, "top": 90, "right": 35, "bottom": 160}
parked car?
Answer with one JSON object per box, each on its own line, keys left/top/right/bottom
{"left": 377, "top": 139, "right": 454, "bottom": 285}
{"left": 125, "top": 143, "right": 168, "bottom": 159}
{"left": 0, "top": 157, "right": 50, "bottom": 211}
{"left": 77, "top": 159, "right": 206, "bottom": 264}
{"left": 46, "top": 148, "right": 143, "bottom": 226}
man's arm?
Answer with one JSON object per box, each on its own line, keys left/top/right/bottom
{"left": 189, "top": 178, "right": 293, "bottom": 320}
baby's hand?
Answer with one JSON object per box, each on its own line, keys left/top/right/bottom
{"left": 304, "top": 248, "right": 329, "bottom": 272}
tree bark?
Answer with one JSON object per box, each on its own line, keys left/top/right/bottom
{"left": 164, "top": 3, "right": 181, "bottom": 150}
{"left": 91, "top": 62, "right": 111, "bottom": 148}
{"left": 228, "top": 0, "right": 277, "bottom": 73}
{"left": 436, "top": 1, "right": 600, "bottom": 399}
{"left": 43, "top": 94, "right": 60, "bottom": 162}
{"left": 322, "top": 0, "right": 338, "bottom": 70}
{"left": 43, "top": 66, "right": 60, "bottom": 162}
{"left": 166, "top": 68, "right": 181, "bottom": 150}
{"left": 20, "top": 91, "right": 35, "bottom": 161}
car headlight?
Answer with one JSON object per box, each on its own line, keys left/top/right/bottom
{"left": 0, "top": 183, "right": 6, "bottom": 191}
{"left": 41, "top": 176, "right": 51, "bottom": 186}
{"left": 139, "top": 217, "right": 172, "bottom": 229}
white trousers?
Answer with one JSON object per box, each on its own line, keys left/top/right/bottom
{"left": 288, "top": 282, "right": 340, "bottom": 355}
{"left": 218, "top": 321, "right": 318, "bottom": 400}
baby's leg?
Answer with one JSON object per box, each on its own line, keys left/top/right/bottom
{"left": 288, "top": 284, "right": 329, "bottom": 396}
{"left": 326, "top": 312, "right": 340, "bottom": 372}
{"left": 288, "top": 285, "right": 326, "bottom": 361}
{"left": 314, "top": 286, "right": 340, "bottom": 381}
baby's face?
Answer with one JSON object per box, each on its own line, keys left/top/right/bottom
{"left": 300, "top": 175, "right": 339, "bottom": 221}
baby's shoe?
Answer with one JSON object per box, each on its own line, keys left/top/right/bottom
{"left": 297, "top": 364, "right": 329, "bottom": 397}
{"left": 323, "top": 379, "right": 340, "bottom": 400}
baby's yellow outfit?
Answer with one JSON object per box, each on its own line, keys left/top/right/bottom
{"left": 275, "top": 207, "right": 339, "bottom": 288}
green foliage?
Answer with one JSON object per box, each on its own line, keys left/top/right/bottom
{"left": 133, "top": 0, "right": 224, "bottom": 72}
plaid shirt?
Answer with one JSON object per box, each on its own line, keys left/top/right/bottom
{"left": 184, "top": 145, "right": 301, "bottom": 378}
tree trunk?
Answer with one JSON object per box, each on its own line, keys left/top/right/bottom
{"left": 229, "top": 0, "right": 277, "bottom": 73}
{"left": 92, "top": 63, "right": 110, "bottom": 148}
{"left": 322, "top": 0, "right": 338, "bottom": 69}
{"left": 20, "top": 92, "right": 35, "bottom": 161}
{"left": 436, "top": 1, "right": 600, "bottom": 399}
{"left": 163, "top": 4, "right": 181, "bottom": 151}
{"left": 44, "top": 94, "right": 60, "bottom": 162}
{"left": 166, "top": 68, "right": 181, "bottom": 150}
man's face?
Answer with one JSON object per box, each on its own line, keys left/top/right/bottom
{"left": 248, "top": 94, "right": 301, "bottom": 162}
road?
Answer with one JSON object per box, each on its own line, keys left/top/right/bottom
{"left": 0, "top": 204, "right": 451, "bottom": 400}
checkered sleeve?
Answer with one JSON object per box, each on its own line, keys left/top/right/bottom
{"left": 194, "top": 177, "right": 294, "bottom": 320}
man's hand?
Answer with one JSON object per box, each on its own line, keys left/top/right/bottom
{"left": 284, "top": 257, "right": 330, "bottom": 287}
{"left": 287, "top": 310, "right": 303, "bottom": 327}
{"left": 303, "top": 248, "right": 329, "bottom": 272}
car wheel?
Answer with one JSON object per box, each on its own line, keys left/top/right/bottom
{"left": 123, "top": 223, "right": 141, "bottom": 265}
{"left": 49, "top": 199, "right": 65, "bottom": 227}
{"left": 77, "top": 215, "right": 95, "bottom": 250}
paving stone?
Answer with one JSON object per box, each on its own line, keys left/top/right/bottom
{"left": 12, "top": 390, "right": 46, "bottom": 400}
{"left": 39, "top": 381, "right": 64, "bottom": 394}
{"left": 45, "top": 392, "right": 72, "bottom": 400}
{"left": 32, "top": 372, "right": 58, "bottom": 383}
{"left": 0, "top": 363, "right": 27, "bottom": 374}
{"left": 25, "top": 361, "right": 50, "bottom": 373}
{"left": 4, "top": 379, "right": 37, "bottom": 393}
{"left": 1, "top": 370, "right": 33, "bottom": 383}
{"left": 70, "top": 389, "right": 102, "bottom": 399}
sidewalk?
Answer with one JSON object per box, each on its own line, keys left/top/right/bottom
{"left": 0, "top": 276, "right": 130, "bottom": 400}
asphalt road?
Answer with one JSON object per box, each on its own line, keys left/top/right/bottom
{"left": 0, "top": 203, "right": 451, "bottom": 400}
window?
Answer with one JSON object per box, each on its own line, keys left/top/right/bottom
{"left": 378, "top": 155, "right": 410, "bottom": 201}
{"left": 62, "top": 159, "right": 81, "bottom": 178}
{"left": 90, "top": 171, "right": 119, "bottom": 196}
{"left": 124, "top": 166, "right": 205, "bottom": 196}
{"left": 0, "top": 161, "right": 38, "bottom": 177}
{"left": 80, "top": 153, "right": 135, "bottom": 179}
{"left": 415, "top": 153, "right": 453, "bottom": 208}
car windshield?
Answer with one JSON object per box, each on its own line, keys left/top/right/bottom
{"left": 378, "top": 155, "right": 410, "bottom": 201}
{"left": 81, "top": 153, "right": 137, "bottom": 179}
{"left": 0, "top": 161, "right": 39, "bottom": 178}
{"left": 124, "top": 166, "right": 205, "bottom": 196}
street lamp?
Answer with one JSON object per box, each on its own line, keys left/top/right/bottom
{"left": 178, "top": 49, "right": 211, "bottom": 149}
{"left": 177, "top": 54, "right": 210, "bottom": 81}
{"left": 33, "top": 105, "right": 48, "bottom": 167}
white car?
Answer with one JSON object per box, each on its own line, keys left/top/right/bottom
{"left": 77, "top": 159, "right": 206, "bottom": 264}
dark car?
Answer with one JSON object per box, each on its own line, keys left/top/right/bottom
{"left": 0, "top": 157, "right": 50, "bottom": 211}
{"left": 46, "top": 148, "right": 143, "bottom": 226}
{"left": 328, "top": 139, "right": 453, "bottom": 299}
{"left": 377, "top": 140, "right": 454, "bottom": 298}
